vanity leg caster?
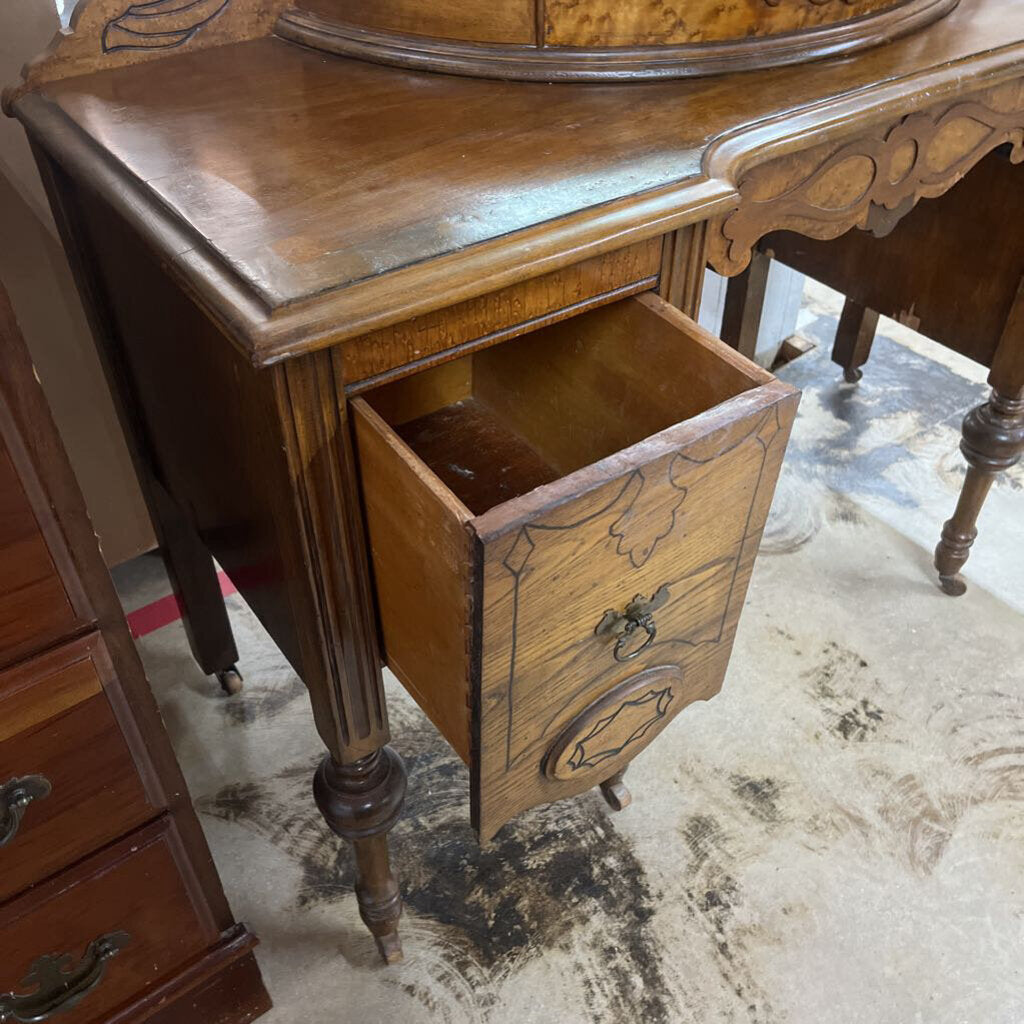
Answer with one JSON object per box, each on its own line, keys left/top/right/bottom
{"left": 934, "top": 387, "right": 1024, "bottom": 597}
{"left": 216, "top": 664, "right": 244, "bottom": 695}
{"left": 833, "top": 300, "right": 878, "bottom": 387}
{"left": 314, "top": 747, "right": 407, "bottom": 964}
{"left": 599, "top": 769, "right": 632, "bottom": 812}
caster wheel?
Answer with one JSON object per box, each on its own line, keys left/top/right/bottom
{"left": 938, "top": 574, "right": 967, "bottom": 598}
{"left": 599, "top": 776, "right": 632, "bottom": 812}
{"left": 216, "top": 665, "right": 244, "bottom": 695}
{"left": 843, "top": 367, "right": 864, "bottom": 385}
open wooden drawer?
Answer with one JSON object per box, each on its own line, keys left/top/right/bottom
{"left": 352, "top": 293, "right": 799, "bottom": 840}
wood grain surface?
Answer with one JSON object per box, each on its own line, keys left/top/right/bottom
{"left": 543, "top": 0, "right": 906, "bottom": 46}
{"left": 353, "top": 295, "right": 798, "bottom": 839}
{"left": 11, "top": 0, "right": 1021, "bottom": 362}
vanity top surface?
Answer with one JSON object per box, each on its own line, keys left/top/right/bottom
{"left": 16, "top": 0, "right": 1022, "bottom": 361}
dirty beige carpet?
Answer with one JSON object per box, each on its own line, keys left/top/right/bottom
{"left": 123, "top": 284, "right": 1024, "bottom": 1024}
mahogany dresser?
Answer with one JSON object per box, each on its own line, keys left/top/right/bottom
{"left": 5, "top": 0, "right": 1022, "bottom": 965}
{"left": 0, "top": 283, "right": 270, "bottom": 1024}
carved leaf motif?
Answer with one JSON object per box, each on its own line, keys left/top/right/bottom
{"left": 609, "top": 459, "right": 689, "bottom": 569}
{"left": 102, "top": 0, "right": 231, "bottom": 53}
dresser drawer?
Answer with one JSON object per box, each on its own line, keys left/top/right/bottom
{"left": 353, "top": 293, "right": 799, "bottom": 840}
{"left": 0, "top": 818, "right": 219, "bottom": 1024}
{"left": 0, "top": 634, "right": 161, "bottom": 900}
{"left": 0, "top": 436, "right": 90, "bottom": 670}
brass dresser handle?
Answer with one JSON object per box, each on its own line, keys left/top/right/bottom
{"left": 0, "top": 932, "right": 131, "bottom": 1023}
{"left": 0, "top": 776, "right": 52, "bottom": 849}
{"left": 595, "top": 584, "right": 671, "bottom": 662}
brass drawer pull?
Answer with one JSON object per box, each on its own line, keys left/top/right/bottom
{"left": 0, "top": 931, "right": 131, "bottom": 1023}
{"left": 0, "top": 776, "right": 52, "bottom": 849}
{"left": 595, "top": 584, "right": 670, "bottom": 662}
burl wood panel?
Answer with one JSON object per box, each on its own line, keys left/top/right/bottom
{"left": 0, "top": 820, "right": 218, "bottom": 1024}
{"left": 0, "top": 635, "right": 159, "bottom": 901}
{"left": 543, "top": 0, "right": 907, "bottom": 46}
{"left": 342, "top": 239, "right": 661, "bottom": 388}
{"left": 762, "top": 148, "right": 1024, "bottom": 368}
{"left": 301, "top": 0, "right": 535, "bottom": 43}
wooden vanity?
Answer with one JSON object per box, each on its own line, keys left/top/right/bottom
{"left": 5, "top": 0, "right": 1022, "bottom": 965}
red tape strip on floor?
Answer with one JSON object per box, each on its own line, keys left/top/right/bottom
{"left": 126, "top": 570, "right": 237, "bottom": 639}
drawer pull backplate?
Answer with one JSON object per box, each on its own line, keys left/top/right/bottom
{"left": 0, "top": 775, "right": 51, "bottom": 849}
{"left": 0, "top": 931, "right": 131, "bottom": 1023}
{"left": 595, "top": 584, "right": 670, "bottom": 662}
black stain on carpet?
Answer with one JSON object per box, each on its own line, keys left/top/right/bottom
{"left": 777, "top": 319, "right": 988, "bottom": 510}
{"left": 198, "top": 705, "right": 676, "bottom": 1023}
{"left": 834, "top": 699, "right": 885, "bottom": 741}
{"left": 731, "top": 775, "right": 784, "bottom": 824}
{"left": 800, "top": 641, "right": 885, "bottom": 743}
{"left": 217, "top": 674, "right": 306, "bottom": 725}
{"left": 803, "top": 640, "right": 870, "bottom": 702}
{"left": 678, "top": 813, "right": 775, "bottom": 1021}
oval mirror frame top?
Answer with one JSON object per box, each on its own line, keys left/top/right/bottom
{"left": 275, "top": 0, "right": 961, "bottom": 82}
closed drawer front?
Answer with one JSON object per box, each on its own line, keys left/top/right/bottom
{"left": 0, "top": 437, "right": 89, "bottom": 669}
{"left": 0, "top": 634, "right": 160, "bottom": 900}
{"left": 0, "top": 818, "right": 219, "bottom": 1024}
{"left": 353, "top": 293, "right": 800, "bottom": 839}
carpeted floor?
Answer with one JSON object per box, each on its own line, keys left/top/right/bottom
{"left": 115, "top": 282, "right": 1024, "bottom": 1024}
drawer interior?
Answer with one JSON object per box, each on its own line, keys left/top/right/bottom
{"left": 352, "top": 293, "right": 780, "bottom": 773}
{"left": 360, "top": 295, "right": 764, "bottom": 516}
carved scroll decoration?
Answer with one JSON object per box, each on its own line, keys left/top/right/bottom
{"left": 3, "top": 0, "right": 290, "bottom": 111}
{"left": 707, "top": 79, "right": 1024, "bottom": 277}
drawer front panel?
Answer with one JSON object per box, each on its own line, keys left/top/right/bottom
{"left": 0, "top": 819, "right": 218, "bottom": 1024}
{"left": 0, "top": 440, "right": 85, "bottom": 669}
{"left": 0, "top": 635, "right": 159, "bottom": 900}
{"left": 475, "top": 387, "right": 798, "bottom": 839}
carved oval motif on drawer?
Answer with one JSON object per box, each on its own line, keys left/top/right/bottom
{"left": 545, "top": 666, "right": 681, "bottom": 782}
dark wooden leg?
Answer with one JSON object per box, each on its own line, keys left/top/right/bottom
{"left": 721, "top": 249, "right": 771, "bottom": 361}
{"left": 934, "top": 387, "right": 1024, "bottom": 596}
{"left": 599, "top": 768, "right": 632, "bottom": 812}
{"left": 148, "top": 481, "right": 240, "bottom": 691}
{"left": 283, "top": 352, "right": 406, "bottom": 963}
{"left": 832, "top": 298, "right": 879, "bottom": 384}
{"left": 314, "top": 749, "right": 407, "bottom": 964}
{"left": 28, "top": 145, "right": 240, "bottom": 694}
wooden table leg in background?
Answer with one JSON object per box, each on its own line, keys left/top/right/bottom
{"left": 832, "top": 299, "right": 879, "bottom": 385}
{"left": 721, "top": 249, "right": 772, "bottom": 361}
{"left": 935, "top": 281, "right": 1024, "bottom": 596}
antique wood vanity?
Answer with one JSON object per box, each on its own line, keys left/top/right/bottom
{"left": 6, "top": 0, "right": 1022, "bottom": 964}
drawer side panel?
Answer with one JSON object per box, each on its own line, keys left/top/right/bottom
{"left": 353, "top": 399, "right": 474, "bottom": 761}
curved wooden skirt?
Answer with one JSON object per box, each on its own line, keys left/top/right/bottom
{"left": 276, "top": 0, "right": 960, "bottom": 83}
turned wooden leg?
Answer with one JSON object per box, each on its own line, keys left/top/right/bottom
{"left": 721, "top": 250, "right": 772, "bottom": 361}
{"left": 935, "top": 388, "right": 1024, "bottom": 596}
{"left": 599, "top": 768, "right": 632, "bottom": 812}
{"left": 832, "top": 299, "right": 879, "bottom": 384}
{"left": 148, "top": 481, "right": 240, "bottom": 692}
{"left": 314, "top": 747, "right": 407, "bottom": 964}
